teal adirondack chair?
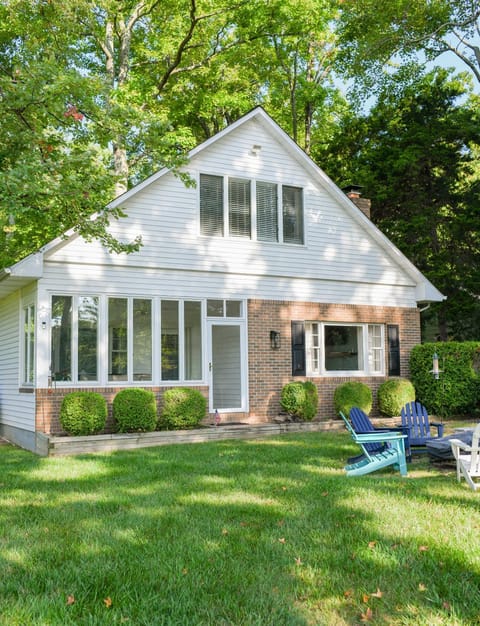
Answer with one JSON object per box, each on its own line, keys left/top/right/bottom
{"left": 340, "top": 412, "right": 408, "bottom": 477}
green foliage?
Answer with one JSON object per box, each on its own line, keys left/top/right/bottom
{"left": 410, "top": 342, "right": 480, "bottom": 417}
{"left": 280, "top": 381, "right": 319, "bottom": 421}
{"left": 59, "top": 391, "right": 107, "bottom": 436}
{"left": 377, "top": 378, "right": 415, "bottom": 417}
{"left": 113, "top": 388, "right": 157, "bottom": 433}
{"left": 333, "top": 381, "right": 372, "bottom": 417}
{"left": 159, "top": 387, "right": 207, "bottom": 430}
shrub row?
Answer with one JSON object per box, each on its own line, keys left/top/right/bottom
{"left": 60, "top": 387, "right": 207, "bottom": 436}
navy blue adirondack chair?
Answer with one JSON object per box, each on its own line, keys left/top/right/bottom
{"left": 349, "top": 407, "right": 411, "bottom": 461}
{"left": 399, "top": 401, "right": 444, "bottom": 453}
{"left": 339, "top": 411, "right": 408, "bottom": 477}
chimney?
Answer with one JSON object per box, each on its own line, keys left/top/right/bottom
{"left": 342, "top": 184, "right": 371, "bottom": 219}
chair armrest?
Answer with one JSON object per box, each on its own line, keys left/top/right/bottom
{"left": 450, "top": 438, "right": 471, "bottom": 453}
{"left": 354, "top": 432, "right": 406, "bottom": 444}
{"left": 430, "top": 422, "right": 444, "bottom": 437}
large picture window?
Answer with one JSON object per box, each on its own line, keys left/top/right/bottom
{"left": 306, "top": 322, "right": 384, "bottom": 376}
{"left": 200, "top": 174, "right": 303, "bottom": 245}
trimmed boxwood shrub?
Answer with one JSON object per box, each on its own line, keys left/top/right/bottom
{"left": 280, "top": 381, "right": 318, "bottom": 421}
{"left": 410, "top": 342, "right": 480, "bottom": 417}
{"left": 334, "top": 381, "right": 372, "bottom": 417}
{"left": 60, "top": 391, "right": 107, "bottom": 436}
{"left": 159, "top": 387, "right": 207, "bottom": 430}
{"left": 377, "top": 378, "right": 415, "bottom": 417}
{"left": 113, "top": 388, "right": 157, "bottom": 432}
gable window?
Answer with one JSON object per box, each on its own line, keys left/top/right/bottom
{"left": 305, "top": 322, "right": 384, "bottom": 376}
{"left": 200, "top": 174, "right": 303, "bottom": 244}
{"left": 23, "top": 304, "right": 35, "bottom": 385}
{"left": 282, "top": 185, "right": 303, "bottom": 244}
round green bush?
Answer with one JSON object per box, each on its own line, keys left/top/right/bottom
{"left": 280, "top": 381, "right": 319, "bottom": 421}
{"left": 334, "top": 381, "right": 372, "bottom": 417}
{"left": 60, "top": 392, "right": 107, "bottom": 436}
{"left": 113, "top": 388, "right": 157, "bottom": 432}
{"left": 377, "top": 378, "right": 415, "bottom": 417}
{"left": 159, "top": 387, "right": 207, "bottom": 430}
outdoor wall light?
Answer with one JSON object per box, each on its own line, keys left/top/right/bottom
{"left": 270, "top": 330, "right": 281, "bottom": 350}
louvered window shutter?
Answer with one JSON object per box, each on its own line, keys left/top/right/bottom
{"left": 291, "top": 321, "right": 306, "bottom": 376}
{"left": 387, "top": 324, "right": 400, "bottom": 376}
{"left": 229, "top": 178, "right": 251, "bottom": 238}
{"left": 282, "top": 186, "right": 304, "bottom": 244}
{"left": 256, "top": 181, "right": 278, "bottom": 242}
{"left": 200, "top": 174, "right": 224, "bottom": 236}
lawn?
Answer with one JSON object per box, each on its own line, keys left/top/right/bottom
{"left": 1, "top": 429, "right": 479, "bottom": 626}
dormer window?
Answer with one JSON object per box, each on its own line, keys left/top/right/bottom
{"left": 199, "top": 173, "right": 303, "bottom": 245}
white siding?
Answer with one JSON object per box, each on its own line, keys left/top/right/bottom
{"left": 0, "top": 289, "right": 36, "bottom": 431}
{"left": 46, "top": 118, "right": 416, "bottom": 308}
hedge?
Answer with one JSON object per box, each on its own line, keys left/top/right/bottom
{"left": 410, "top": 342, "right": 480, "bottom": 417}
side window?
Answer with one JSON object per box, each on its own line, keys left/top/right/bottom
{"left": 256, "top": 181, "right": 278, "bottom": 242}
{"left": 229, "top": 178, "right": 251, "bottom": 238}
{"left": 23, "top": 304, "right": 35, "bottom": 384}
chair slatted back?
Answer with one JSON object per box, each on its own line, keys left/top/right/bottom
{"left": 349, "top": 407, "right": 386, "bottom": 456}
{"left": 400, "top": 401, "right": 430, "bottom": 440}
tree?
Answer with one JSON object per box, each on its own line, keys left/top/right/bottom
{"left": 336, "top": 0, "right": 480, "bottom": 89}
{"left": 318, "top": 69, "right": 480, "bottom": 340}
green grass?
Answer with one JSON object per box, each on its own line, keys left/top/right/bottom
{"left": 1, "top": 430, "right": 480, "bottom": 625}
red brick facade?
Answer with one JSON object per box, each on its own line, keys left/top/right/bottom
{"left": 247, "top": 299, "right": 420, "bottom": 421}
{"left": 34, "top": 300, "right": 420, "bottom": 433}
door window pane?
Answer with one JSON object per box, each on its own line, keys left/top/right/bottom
{"left": 109, "top": 298, "right": 128, "bottom": 381}
{"left": 78, "top": 296, "right": 98, "bottom": 381}
{"left": 51, "top": 296, "right": 72, "bottom": 381}
{"left": 162, "top": 300, "right": 179, "bottom": 380}
{"left": 184, "top": 301, "right": 202, "bottom": 380}
{"left": 133, "top": 299, "right": 152, "bottom": 381}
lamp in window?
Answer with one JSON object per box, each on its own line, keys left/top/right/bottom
{"left": 270, "top": 330, "right": 280, "bottom": 350}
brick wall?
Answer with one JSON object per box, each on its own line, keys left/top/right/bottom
{"left": 247, "top": 299, "right": 420, "bottom": 420}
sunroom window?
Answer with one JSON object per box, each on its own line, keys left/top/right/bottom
{"left": 306, "top": 322, "right": 384, "bottom": 376}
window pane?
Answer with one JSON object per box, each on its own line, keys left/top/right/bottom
{"left": 162, "top": 300, "right": 179, "bottom": 380}
{"left": 324, "top": 325, "right": 360, "bottom": 371}
{"left": 207, "top": 300, "right": 224, "bottom": 317}
{"left": 257, "top": 181, "right": 278, "bottom": 242}
{"left": 229, "top": 178, "right": 251, "bottom": 238}
{"left": 184, "top": 301, "right": 202, "bottom": 380}
{"left": 109, "top": 298, "right": 128, "bottom": 381}
{"left": 51, "top": 296, "right": 72, "bottom": 381}
{"left": 368, "top": 324, "right": 383, "bottom": 373}
{"left": 78, "top": 296, "right": 98, "bottom": 381}
{"left": 200, "top": 174, "right": 224, "bottom": 236}
{"left": 133, "top": 299, "right": 152, "bottom": 381}
{"left": 226, "top": 300, "right": 242, "bottom": 317}
{"left": 23, "top": 305, "right": 35, "bottom": 384}
{"left": 283, "top": 186, "right": 304, "bottom": 244}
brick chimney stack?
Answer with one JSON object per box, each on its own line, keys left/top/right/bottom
{"left": 343, "top": 184, "right": 371, "bottom": 219}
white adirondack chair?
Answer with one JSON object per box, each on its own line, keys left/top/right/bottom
{"left": 450, "top": 424, "right": 480, "bottom": 491}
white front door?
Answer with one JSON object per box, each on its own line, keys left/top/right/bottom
{"left": 208, "top": 321, "right": 247, "bottom": 413}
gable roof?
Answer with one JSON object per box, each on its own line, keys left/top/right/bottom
{"left": 0, "top": 106, "right": 444, "bottom": 303}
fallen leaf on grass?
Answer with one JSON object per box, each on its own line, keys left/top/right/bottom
{"left": 322, "top": 491, "right": 328, "bottom": 496}
{"left": 362, "top": 593, "right": 370, "bottom": 603}
{"left": 370, "top": 588, "right": 383, "bottom": 599}
{"left": 368, "top": 541, "right": 377, "bottom": 549}
{"left": 418, "top": 583, "right": 427, "bottom": 592}
{"left": 222, "top": 528, "right": 229, "bottom": 535}
{"left": 278, "top": 537, "right": 286, "bottom": 544}
{"left": 66, "top": 595, "right": 75, "bottom": 606}
{"left": 104, "top": 597, "right": 112, "bottom": 608}
{"left": 443, "top": 601, "right": 451, "bottom": 611}
{"left": 419, "top": 545, "right": 429, "bottom": 552}
{"left": 294, "top": 557, "right": 302, "bottom": 565}
{"left": 343, "top": 590, "right": 353, "bottom": 598}
{"left": 360, "top": 606, "right": 373, "bottom": 622}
